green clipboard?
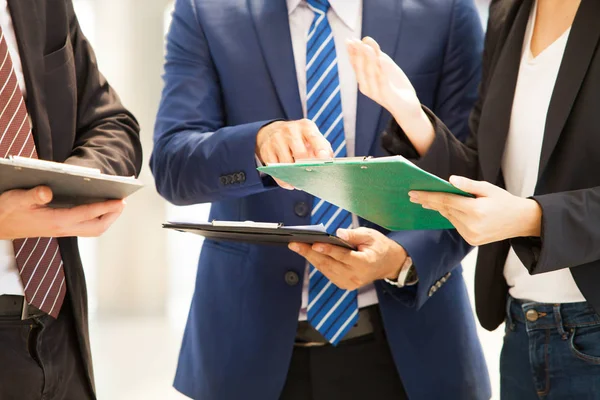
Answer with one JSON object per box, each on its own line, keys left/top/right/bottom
{"left": 258, "top": 156, "right": 472, "bottom": 231}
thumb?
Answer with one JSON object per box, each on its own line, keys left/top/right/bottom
{"left": 26, "top": 186, "right": 53, "bottom": 206}
{"left": 449, "top": 176, "right": 500, "bottom": 197}
{"left": 336, "top": 227, "right": 374, "bottom": 246}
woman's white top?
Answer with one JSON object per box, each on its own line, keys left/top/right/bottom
{"left": 501, "top": 0, "right": 585, "bottom": 303}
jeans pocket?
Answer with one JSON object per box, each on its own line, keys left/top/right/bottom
{"left": 569, "top": 324, "right": 600, "bottom": 364}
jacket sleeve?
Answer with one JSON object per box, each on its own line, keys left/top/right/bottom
{"left": 382, "top": 0, "right": 483, "bottom": 309}
{"left": 150, "top": 0, "right": 279, "bottom": 206}
{"left": 511, "top": 187, "right": 600, "bottom": 274}
{"left": 64, "top": 1, "right": 142, "bottom": 178}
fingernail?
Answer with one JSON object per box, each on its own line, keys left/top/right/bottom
{"left": 39, "top": 190, "right": 50, "bottom": 203}
{"left": 289, "top": 243, "right": 299, "bottom": 252}
{"left": 409, "top": 192, "right": 419, "bottom": 201}
{"left": 314, "top": 245, "right": 325, "bottom": 253}
{"left": 337, "top": 229, "right": 349, "bottom": 240}
{"left": 318, "top": 149, "right": 330, "bottom": 159}
{"left": 449, "top": 176, "right": 462, "bottom": 187}
{"left": 422, "top": 204, "right": 432, "bottom": 210}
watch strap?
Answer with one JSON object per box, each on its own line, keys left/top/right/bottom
{"left": 384, "top": 257, "right": 414, "bottom": 288}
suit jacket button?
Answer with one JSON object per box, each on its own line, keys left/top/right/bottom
{"left": 285, "top": 271, "right": 299, "bottom": 286}
{"left": 436, "top": 281, "right": 442, "bottom": 289}
{"left": 220, "top": 176, "right": 228, "bottom": 186}
{"left": 428, "top": 286, "right": 436, "bottom": 297}
{"left": 238, "top": 172, "right": 246, "bottom": 183}
{"left": 294, "top": 202, "right": 309, "bottom": 218}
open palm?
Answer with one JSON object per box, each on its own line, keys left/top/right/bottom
{"left": 347, "top": 37, "right": 421, "bottom": 123}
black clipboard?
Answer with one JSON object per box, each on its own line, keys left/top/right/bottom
{"left": 0, "top": 156, "right": 143, "bottom": 207}
{"left": 163, "top": 221, "right": 356, "bottom": 250}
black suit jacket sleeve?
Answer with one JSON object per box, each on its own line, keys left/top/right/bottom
{"left": 381, "top": 1, "right": 507, "bottom": 181}
{"left": 512, "top": 188, "right": 600, "bottom": 274}
{"left": 63, "top": 2, "right": 142, "bottom": 177}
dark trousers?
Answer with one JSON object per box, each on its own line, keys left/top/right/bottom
{"left": 280, "top": 306, "right": 408, "bottom": 400}
{"left": 0, "top": 295, "right": 92, "bottom": 400}
{"left": 501, "top": 296, "right": 600, "bottom": 400}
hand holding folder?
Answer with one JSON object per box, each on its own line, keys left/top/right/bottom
{"left": 0, "top": 157, "right": 143, "bottom": 239}
{"left": 258, "top": 156, "right": 471, "bottom": 230}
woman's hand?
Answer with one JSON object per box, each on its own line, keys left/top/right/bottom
{"left": 288, "top": 228, "right": 408, "bottom": 291}
{"left": 409, "top": 176, "right": 543, "bottom": 246}
{"left": 347, "top": 37, "right": 435, "bottom": 155}
{"left": 347, "top": 38, "right": 419, "bottom": 119}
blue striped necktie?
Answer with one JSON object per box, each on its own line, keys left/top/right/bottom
{"left": 306, "top": 0, "right": 358, "bottom": 345}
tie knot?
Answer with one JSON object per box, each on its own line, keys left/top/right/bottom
{"left": 306, "top": 0, "right": 330, "bottom": 14}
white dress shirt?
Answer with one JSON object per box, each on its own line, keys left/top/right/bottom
{"left": 502, "top": 0, "right": 585, "bottom": 303}
{"left": 285, "top": 0, "right": 379, "bottom": 321}
{"left": 0, "top": 0, "right": 27, "bottom": 296}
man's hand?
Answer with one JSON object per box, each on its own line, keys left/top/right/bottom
{"left": 288, "top": 227, "right": 408, "bottom": 291}
{"left": 256, "top": 119, "right": 334, "bottom": 189}
{"left": 0, "top": 186, "right": 126, "bottom": 240}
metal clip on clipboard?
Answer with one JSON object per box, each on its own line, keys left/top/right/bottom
{"left": 293, "top": 156, "right": 374, "bottom": 164}
{"left": 211, "top": 220, "right": 283, "bottom": 229}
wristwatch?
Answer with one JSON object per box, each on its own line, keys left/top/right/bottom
{"left": 384, "top": 257, "right": 418, "bottom": 288}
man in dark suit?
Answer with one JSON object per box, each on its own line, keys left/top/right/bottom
{"left": 0, "top": 0, "right": 142, "bottom": 398}
{"left": 151, "top": 0, "right": 490, "bottom": 399}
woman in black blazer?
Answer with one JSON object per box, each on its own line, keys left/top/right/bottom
{"left": 347, "top": 0, "right": 600, "bottom": 398}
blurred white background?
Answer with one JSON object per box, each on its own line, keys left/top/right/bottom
{"left": 72, "top": 1, "right": 501, "bottom": 399}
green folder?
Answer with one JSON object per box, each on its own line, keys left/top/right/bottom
{"left": 258, "top": 156, "right": 472, "bottom": 231}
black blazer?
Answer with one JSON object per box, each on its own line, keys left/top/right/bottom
{"left": 383, "top": 0, "right": 600, "bottom": 331}
{"left": 8, "top": 0, "right": 142, "bottom": 395}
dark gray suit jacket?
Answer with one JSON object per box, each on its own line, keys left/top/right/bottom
{"left": 8, "top": 0, "right": 142, "bottom": 395}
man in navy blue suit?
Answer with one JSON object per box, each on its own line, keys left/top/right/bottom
{"left": 151, "top": 0, "right": 490, "bottom": 399}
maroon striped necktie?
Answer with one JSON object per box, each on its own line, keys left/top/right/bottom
{"left": 0, "top": 28, "right": 66, "bottom": 318}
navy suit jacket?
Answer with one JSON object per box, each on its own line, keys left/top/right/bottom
{"left": 151, "top": 0, "right": 491, "bottom": 399}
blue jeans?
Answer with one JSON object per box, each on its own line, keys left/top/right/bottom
{"left": 501, "top": 296, "right": 600, "bottom": 399}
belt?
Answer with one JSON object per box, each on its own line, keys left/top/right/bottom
{"left": 295, "top": 305, "right": 381, "bottom": 347}
{"left": 0, "top": 295, "right": 46, "bottom": 320}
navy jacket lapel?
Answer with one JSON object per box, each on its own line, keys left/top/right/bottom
{"left": 538, "top": 0, "right": 600, "bottom": 179}
{"left": 355, "top": 0, "right": 402, "bottom": 156}
{"left": 247, "top": 0, "right": 303, "bottom": 121}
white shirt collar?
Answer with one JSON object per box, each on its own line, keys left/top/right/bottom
{"left": 286, "top": 0, "right": 361, "bottom": 31}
